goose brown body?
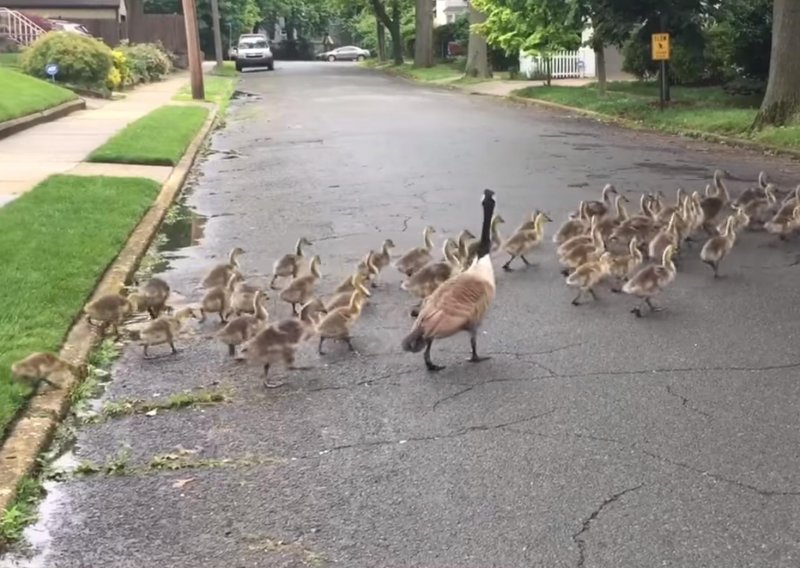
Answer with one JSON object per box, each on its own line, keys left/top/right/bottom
{"left": 11, "top": 352, "right": 86, "bottom": 388}
{"left": 402, "top": 189, "right": 496, "bottom": 371}
{"left": 203, "top": 247, "right": 244, "bottom": 289}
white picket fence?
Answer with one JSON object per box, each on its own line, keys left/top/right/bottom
{"left": 519, "top": 48, "right": 596, "bottom": 80}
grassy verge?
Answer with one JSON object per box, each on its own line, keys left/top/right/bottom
{"left": 174, "top": 63, "right": 238, "bottom": 116}
{"left": 0, "top": 53, "right": 20, "bottom": 68}
{"left": 361, "top": 59, "right": 467, "bottom": 82}
{"left": 0, "top": 476, "right": 42, "bottom": 548}
{"left": 87, "top": 105, "right": 210, "bottom": 166}
{"left": 0, "top": 175, "right": 160, "bottom": 436}
{"left": 0, "top": 68, "right": 77, "bottom": 122}
{"left": 513, "top": 81, "right": 800, "bottom": 151}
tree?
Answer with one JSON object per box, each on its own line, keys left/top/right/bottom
{"left": 413, "top": 0, "right": 433, "bottom": 67}
{"left": 465, "top": 3, "right": 489, "bottom": 78}
{"left": 371, "top": 0, "right": 404, "bottom": 63}
{"left": 472, "top": 0, "right": 580, "bottom": 84}
{"left": 753, "top": 0, "right": 800, "bottom": 128}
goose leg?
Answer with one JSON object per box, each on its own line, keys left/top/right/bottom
{"left": 148, "top": 307, "right": 157, "bottom": 320}
{"left": 424, "top": 339, "right": 444, "bottom": 372}
{"left": 269, "top": 275, "right": 279, "bottom": 290}
{"left": 521, "top": 254, "right": 535, "bottom": 267}
{"left": 645, "top": 298, "right": 664, "bottom": 312}
{"left": 410, "top": 303, "right": 422, "bottom": 318}
{"left": 263, "top": 363, "right": 285, "bottom": 389}
{"left": 318, "top": 337, "right": 326, "bottom": 355}
{"left": 199, "top": 308, "right": 207, "bottom": 323}
{"left": 291, "top": 302, "right": 298, "bottom": 316}
{"left": 169, "top": 339, "right": 177, "bottom": 355}
{"left": 143, "top": 344, "right": 151, "bottom": 359}
{"left": 571, "top": 289, "right": 583, "bottom": 306}
{"left": 345, "top": 337, "right": 356, "bottom": 352}
{"left": 228, "top": 343, "right": 236, "bottom": 357}
{"left": 467, "top": 331, "right": 490, "bottom": 363}
{"left": 502, "top": 255, "right": 516, "bottom": 271}
{"left": 588, "top": 287, "right": 599, "bottom": 302}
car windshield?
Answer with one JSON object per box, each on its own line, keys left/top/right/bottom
{"left": 239, "top": 39, "right": 267, "bottom": 49}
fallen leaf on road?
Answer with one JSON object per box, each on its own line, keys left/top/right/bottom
{"left": 172, "top": 478, "right": 195, "bottom": 489}
{"left": 145, "top": 409, "right": 157, "bottom": 417}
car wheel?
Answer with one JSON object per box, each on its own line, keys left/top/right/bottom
{"left": 235, "top": 62, "right": 243, "bottom": 72}
{"left": 327, "top": 55, "right": 336, "bottom": 62}
{"left": 267, "top": 60, "right": 274, "bottom": 71}
{"left": 357, "top": 55, "right": 365, "bottom": 61}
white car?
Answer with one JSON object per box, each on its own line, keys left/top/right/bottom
{"left": 50, "top": 20, "right": 91, "bottom": 36}
{"left": 235, "top": 34, "right": 274, "bottom": 72}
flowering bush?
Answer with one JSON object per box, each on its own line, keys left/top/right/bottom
{"left": 20, "top": 31, "right": 112, "bottom": 86}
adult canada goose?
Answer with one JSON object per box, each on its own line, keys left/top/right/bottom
{"left": 270, "top": 237, "right": 312, "bottom": 289}
{"left": 402, "top": 189, "right": 496, "bottom": 371}
{"left": 202, "top": 247, "right": 245, "bottom": 289}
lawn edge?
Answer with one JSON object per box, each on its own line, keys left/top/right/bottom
{"left": 0, "top": 106, "right": 218, "bottom": 513}
{"left": 505, "top": 93, "right": 800, "bottom": 161}
{"left": 0, "top": 99, "right": 86, "bottom": 141}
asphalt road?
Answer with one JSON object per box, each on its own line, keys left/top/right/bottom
{"left": 5, "top": 61, "right": 800, "bottom": 568}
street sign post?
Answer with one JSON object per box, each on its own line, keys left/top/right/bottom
{"left": 45, "top": 63, "right": 59, "bottom": 82}
{"left": 651, "top": 33, "right": 670, "bottom": 111}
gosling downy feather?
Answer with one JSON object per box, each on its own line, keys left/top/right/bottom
{"left": 11, "top": 352, "right": 86, "bottom": 389}
{"left": 622, "top": 244, "right": 677, "bottom": 317}
{"left": 270, "top": 237, "right": 312, "bottom": 289}
{"left": 395, "top": 226, "right": 436, "bottom": 276}
{"left": 279, "top": 255, "right": 322, "bottom": 315}
{"left": 203, "top": 247, "right": 245, "bottom": 289}
{"left": 553, "top": 201, "right": 589, "bottom": 244}
{"left": 585, "top": 184, "right": 618, "bottom": 218}
{"left": 402, "top": 189, "right": 496, "bottom": 372}
{"left": 200, "top": 272, "right": 238, "bottom": 323}
{"left": 317, "top": 287, "right": 367, "bottom": 354}
{"left": 502, "top": 211, "right": 551, "bottom": 270}
{"left": 85, "top": 293, "right": 134, "bottom": 336}
{"left": 565, "top": 252, "right": 612, "bottom": 305}
{"left": 701, "top": 215, "right": 738, "bottom": 278}
{"left": 217, "top": 290, "right": 269, "bottom": 356}
{"left": 140, "top": 306, "right": 199, "bottom": 358}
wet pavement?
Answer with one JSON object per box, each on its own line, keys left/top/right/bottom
{"left": 4, "top": 61, "right": 800, "bottom": 568}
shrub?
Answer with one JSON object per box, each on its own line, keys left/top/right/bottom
{"left": 106, "top": 49, "right": 128, "bottom": 90}
{"left": 20, "top": 31, "right": 112, "bottom": 86}
{"left": 118, "top": 42, "right": 172, "bottom": 83}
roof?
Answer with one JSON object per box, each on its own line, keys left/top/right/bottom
{"left": 8, "top": 0, "right": 122, "bottom": 8}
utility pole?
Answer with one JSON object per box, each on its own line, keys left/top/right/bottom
{"left": 210, "top": 0, "right": 224, "bottom": 69}
{"left": 181, "top": 0, "right": 204, "bottom": 100}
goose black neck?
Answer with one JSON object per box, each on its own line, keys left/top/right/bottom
{"left": 478, "top": 192, "right": 496, "bottom": 258}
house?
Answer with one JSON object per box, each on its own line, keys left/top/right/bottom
{"left": 434, "top": 0, "right": 467, "bottom": 27}
{"left": 519, "top": 26, "right": 626, "bottom": 80}
{"left": 2, "top": 0, "right": 127, "bottom": 22}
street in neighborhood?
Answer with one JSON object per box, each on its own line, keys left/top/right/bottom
{"left": 5, "top": 61, "right": 800, "bottom": 567}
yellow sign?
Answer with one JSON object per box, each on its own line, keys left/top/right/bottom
{"left": 651, "top": 33, "right": 671, "bottom": 60}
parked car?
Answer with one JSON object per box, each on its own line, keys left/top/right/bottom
{"left": 235, "top": 34, "right": 274, "bottom": 72}
{"left": 49, "top": 19, "right": 91, "bottom": 36}
{"left": 317, "top": 46, "right": 370, "bottom": 62}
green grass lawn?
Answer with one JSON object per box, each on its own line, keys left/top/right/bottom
{"left": 0, "top": 67, "right": 77, "bottom": 122}
{"left": 0, "top": 175, "right": 160, "bottom": 437}
{"left": 174, "top": 70, "right": 237, "bottom": 116}
{"left": 513, "top": 82, "right": 800, "bottom": 150}
{"left": 0, "top": 53, "right": 20, "bottom": 68}
{"left": 88, "top": 105, "right": 210, "bottom": 166}
{"left": 362, "top": 60, "right": 466, "bottom": 82}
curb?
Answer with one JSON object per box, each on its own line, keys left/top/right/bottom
{"left": 503, "top": 93, "right": 800, "bottom": 161}
{"left": 0, "top": 106, "right": 219, "bottom": 513}
{"left": 0, "top": 99, "right": 87, "bottom": 140}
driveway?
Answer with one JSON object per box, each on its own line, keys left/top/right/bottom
{"left": 4, "top": 61, "right": 800, "bottom": 568}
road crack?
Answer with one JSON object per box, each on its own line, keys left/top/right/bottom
{"left": 572, "top": 484, "right": 644, "bottom": 568}
{"left": 665, "top": 385, "right": 712, "bottom": 418}
{"left": 308, "top": 408, "right": 557, "bottom": 458}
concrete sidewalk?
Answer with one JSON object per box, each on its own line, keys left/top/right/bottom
{"left": 0, "top": 72, "right": 189, "bottom": 206}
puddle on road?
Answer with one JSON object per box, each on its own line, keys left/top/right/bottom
{"left": 231, "top": 89, "right": 261, "bottom": 101}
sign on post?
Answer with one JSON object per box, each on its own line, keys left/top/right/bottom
{"left": 45, "top": 63, "right": 59, "bottom": 82}
{"left": 651, "top": 33, "right": 670, "bottom": 61}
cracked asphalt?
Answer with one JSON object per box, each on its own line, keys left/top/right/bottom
{"left": 5, "top": 61, "right": 800, "bottom": 568}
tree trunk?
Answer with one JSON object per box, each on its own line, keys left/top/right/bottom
{"left": 390, "top": 0, "right": 403, "bottom": 64}
{"left": 594, "top": 44, "right": 606, "bottom": 95}
{"left": 414, "top": 0, "right": 433, "bottom": 67}
{"left": 209, "top": 0, "right": 224, "bottom": 68}
{"left": 545, "top": 56, "right": 551, "bottom": 86}
{"left": 370, "top": 0, "right": 403, "bottom": 65}
{"left": 376, "top": 18, "right": 386, "bottom": 62}
{"left": 465, "top": 3, "right": 490, "bottom": 78}
{"left": 753, "top": 0, "right": 800, "bottom": 129}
